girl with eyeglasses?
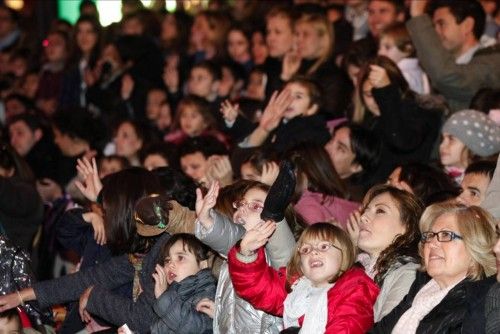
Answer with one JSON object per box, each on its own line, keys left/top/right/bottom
{"left": 227, "top": 222, "right": 379, "bottom": 333}
{"left": 194, "top": 162, "right": 298, "bottom": 333}
{"left": 371, "top": 203, "right": 497, "bottom": 334}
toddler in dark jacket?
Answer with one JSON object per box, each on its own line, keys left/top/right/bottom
{"left": 151, "top": 233, "right": 216, "bottom": 334}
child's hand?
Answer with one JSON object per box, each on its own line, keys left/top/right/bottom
{"left": 368, "top": 65, "right": 391, "bottom": 88}
{"left": 121, "top": 74, "right": 135, "bottom": 100}
{"left": 195, "top": 182, "right": 219, "bottom": 229}
{"left": 152, "top": 264, "right": 168, "bottom": 299}
{"left": 240, "top": 220, "right": 277, "bottom": 256}
{"left": 220, "top": 100, "right": 239, "bottom": 123}
{"left": 260, "top": 162, "right": 280, "bottom": 186}
{"left": 281, "top": 48, "right": 301, "bottom": 81}
{"left": 347, "top": 209, "right": 362, "bottom": 247}
{"left": 78, "top": 286, "right": 94, "bottom": 323}
{"left": 259, "top": 90, "right": 293, "bottom": 132}
{"left": 196, "top": 298, "right": 215, "bottom": 318}
{"left": 206, "top": 155, "right": 233, "bottom": 187}
{"left": 75, "top": 157, "right": 102, "bottom": 202}
{"left": 82, "top": 212, "right": 106, "bottom": 245}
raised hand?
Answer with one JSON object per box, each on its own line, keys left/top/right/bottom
{"left": 82, "top": 212, "right": 106, "bottom": 245}
{"left": 195, "top": 181, "right": 220, "bottom": 229}
{"left": 368, "top": 65, "right": 391, "bottom": 89}
{"left": 196, "top": 298, "right": 215, "bottom": 318}
{"left": 281, "top": 48, "right": 301, "bottom": 81}
{"left": 152, "top": 264, "right": 168, "bottom": 298}
{"left": 206, "top": 155, "right": 234, "bottom": 187}
{"left": 410, "top": 0, "right": 428, "bottom": 17}
{"left": 240, "top": 220, "right": 277, "bottom": 255}
{"left": 259, "top": 89, "right": 293, "bottom": 132}
{"left": 75, "top": 157, "right": 103, "bottom": 202}
{"left": 121, "top": 74, "right": 135, "bottom": 100}
{"left": 79, "top": 286, "right": 94, "bottom": 323}
{"left": 346, "top": 209, "right": 362, "bottom": 247}
{"left": 260, "top": 161, "right": 280, "bottom": 186}
{"left": 220, "top": 99, "right": 239, "bottom": 123}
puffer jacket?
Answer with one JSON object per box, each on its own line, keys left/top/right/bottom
{"left": 370, "top": 271, "right": 496, "bottom": 333}
{"left": 195, "top": 210, "right": 295, "bottom": 333}
{"left": 151, "top": 268, "right": 216, "bottom": 334}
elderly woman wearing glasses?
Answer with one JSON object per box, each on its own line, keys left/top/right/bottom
{"left": 371, "top": 202, "right": 497, "bottom": 333}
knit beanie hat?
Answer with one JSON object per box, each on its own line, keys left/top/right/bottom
{"left": 442, "top": 110, "right": 500, "bottom": 157}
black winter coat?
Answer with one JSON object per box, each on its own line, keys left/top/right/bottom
{"left": 370, "top": 271, "right": 495, "bottom": 334}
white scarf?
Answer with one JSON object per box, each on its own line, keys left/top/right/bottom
{"left": 283, "top": 277, "right": 333, "bottom": 333}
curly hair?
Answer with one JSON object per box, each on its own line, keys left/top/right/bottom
{"left": 361, "top": 184, "right": 424, "bottom": 286}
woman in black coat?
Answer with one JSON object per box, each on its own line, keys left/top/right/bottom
{"left": 371, "top": 203, "right": 497, "bottom": 334}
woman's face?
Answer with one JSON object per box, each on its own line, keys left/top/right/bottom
{"left": 362, "top": 80, "right": 381, "bottom": 116}
{"left": 423, "top": 213, "right": 472, "bottom": 288}
{"left": 76, "top": 21, "right": 98, "bottom": 55}
{"left": 251, "top": 31, "right": 269, "bottom": 65}
{"left": 299, "top": 238, "right": 343, "bottom": 287}
{"left": 324, "top": 127, "right": 360, "bottom": 179}
{"left": 179, "top": 105, "right": 207, "bottom": 137}
{"left": 161, "top": 14, "right": 178, "bottom": 42}
{"left": 358, "top": 193, "right": 406, "bottom": 257}
{"left": 232, "top": 187, "right": 267, "bottom": 230}
{"left": 294, "top": 21, "right": 324, "bottom": 59}
{"left": 227, "top": 30, "right": 250, "bottom": 61}
{"left": 180, "top": 152, "right": 207, "bottom": 183}
{"left": 114, "top": 122, "right": 143, "bottom": 159}
{"left": 439, "top": 133, "right": 469, "bottom": 169}
{"left": 240, "top": 162, "right": 260, "bottom": 181}
{"left": 266, "top": 16, "right": 294, "bottom": 58}
{"left": 45, "top": 33, "right": 68, "bottom": 63}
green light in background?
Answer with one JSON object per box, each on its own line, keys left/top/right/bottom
{"left": 57, "top": 0, "right": 80, "bottom": 24}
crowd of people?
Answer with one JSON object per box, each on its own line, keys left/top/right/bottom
{"left": 0, "top": 0, "right": 499, "bottom": 333}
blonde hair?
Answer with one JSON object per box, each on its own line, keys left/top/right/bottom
{"left": 294, "top": 13, "right": 333, "bottom": 74}
{"left": 286, "top": 223, "right": 355, "bottom": 285}
{"left": 419, "top": 203, "right": 497, "bottom": 280}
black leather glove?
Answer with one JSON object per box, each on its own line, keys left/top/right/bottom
{"left": 260, "top": 160, "right": 296, "bottom": 222}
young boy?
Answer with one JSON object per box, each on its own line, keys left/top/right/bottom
{"left": 456, "top": 160, "right": 497, "bottom": 207}
{"left": 0, "top": 309, "right": 22, "bottom": 334}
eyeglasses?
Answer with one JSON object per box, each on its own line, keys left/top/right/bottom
{"left": 232, "top": 200, "right": 264, "bottom": 212}
{"left": 298, "top": 242, "right": 342, "bottom": 255}
{"left": 421, "top": 231, "right": 463, "bottom": 243}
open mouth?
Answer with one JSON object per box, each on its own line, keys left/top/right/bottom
{"left": 167, "top": 272, "right": 177, "bottom": 282}
{"left": 309, "top": 259, "right": 324, "bottom": 268}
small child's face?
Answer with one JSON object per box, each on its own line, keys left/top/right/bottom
{"left": 180, "top": 152, "right": 208, "bottom": 183}
{"left": 179, "top": 105, "right": 207, "bottom": 137}
{"left": 146, "top": 90, "right": 167, "bottom": 120}
{"left": 188, "top": 67, "right": 216, "bottom": 98}
{"left": 163, "top": 240, "right": 204, "bottom": 284}
{"left": 283, "top": 83, "right": 317, "bottom": 120}
{"left": 456, "top": 172, "right": 491, "bottom": 206}
{"left": 240, "top": 162, "right": 260, "bottom": 181}
{"left": 378, "top": 35, "right": 408, "bottom": 63}
{"left": 246, "top": 72, "right": 266, "bottom": 100}
{"left": 0, "top": 315, "right": 21, "bottom": 334}
{"left": 227, "top": 30, "right": 249, "bottom": 61}
{"left": 439, "top": 133, "right": 469, "bottom": 169}
{"left": 99, "top": 159, "right": 124, "bottom": 179}
{"left": 298, "top": 238, "right": 343, "bottom": 287}
{"left": 233, "top": 187, "right": 267, "bottom": 230}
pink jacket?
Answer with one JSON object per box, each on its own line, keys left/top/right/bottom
{"left": 294, "top": 190, "right": 360, "bottom": 229}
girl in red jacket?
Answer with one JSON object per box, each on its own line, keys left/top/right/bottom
{"left": 228, "top": 222, "right": 380, "bottom": 333}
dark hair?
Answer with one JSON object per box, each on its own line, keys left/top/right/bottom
{"left": 161, "top": 10, "right": 193, "bottom": 52}
{"left": 98, "top": 154, "right": 131, "bottom": 171}
{"left": 215, "top": 179, "right": 270, "bottom": 218}
{"left": 192, "top": 60, "right": 222, "bottom": 81}
{"left": 0, "top": 143, "right": 35, "bottom": 183}
{"left": 338, "top": 122, "right": 381, "bottom": 180}
{"left": 139, "top": 142, "right": 176, "bottom": 167}
{"left": 241, "top": 148, "right": 278, "bottom": 176}
{"left": 173, "top": 95, "right": 217, "bottom": 132}
{"left": 114, "top": 119, "right": 147, "bottom": 144}
{"left": 464, "top": 160, "right": 497, "bottom": 180}
{"left": 4, "top": 93, "right": 35, "bottom": 110}
{"left": 52, "top": 108, "right": 102, "bottom": 148}
{"left": 7, "top": 112, "right": 44, "bottom": 133}
{"left": 0, "top": 309, "right": 21, "bottom": 330}
{"left": 159, "top": 233, "right": 211, "bottom": 265}
{"left": 72, "top": 15, "right": 102, "bottom": 68}
{"left": 286, "top": 76, "right": 322, "bottom": 109}
{"left": 101, "top": 167, "right": 163, "bottom": 254}
{"left": 428, "top": 0, "right": 486, "bottom": 40}
{"left": 470, "top": 88, "right": 500, "bottom": 113}
{"left": 153, "top": 166, "right": 198, "bottom": 210}
{"left": 287, "top": 143, "right": 347, "bottom": 200}
{"left": 177, "top": 136, "right": 228, "bottom": 160}
{"left": 342, "top": 38, "right": 377, "bottom": 71}
{"left": 0, "top": 5, "right": 19, "bottom": 24}
{"left": 362, "top": 185, "right": 424, "bottom": 286}
{"left": 397, "top": 162, "right": 460, "bottom": 206}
